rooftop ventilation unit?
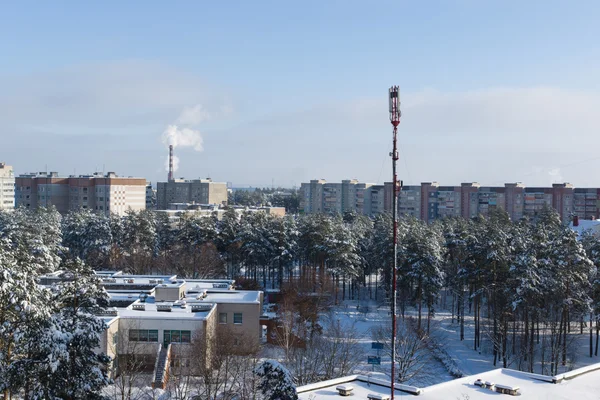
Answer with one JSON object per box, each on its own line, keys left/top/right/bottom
{"left": 191, "top": 303, "right": 213, "bottom": 312}
{"left": 132, "top": 304, "right": 146, "bottom": 311}
{"left": 98, "top": 308, "right": 118, "bottom": 316}
{"left": 495, "top": 384, "right": 520, "bottom": 395}
{"left": 212, "top": 283, "right": 229, "bottom": 289}
{"left": 335, "top": 385, "right": 354, "bottom": 396}
{"left": 123, "top": 279, "right": 134, "bottom": 284}
{"left": 149, "top": 279, "right": 159, "bottom": 284}
{"left": 156, "top": 303, "right": 173, "bottom": 312}
{"left": 102, "top": 278, "right": 117, "bottom": 283}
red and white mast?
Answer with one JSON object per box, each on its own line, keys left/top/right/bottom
{"left": 388, "top": 86, "right": 401, "bottom": 399}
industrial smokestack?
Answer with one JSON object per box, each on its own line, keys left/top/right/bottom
{"left": 168, "top": 145, "right": 174, "bottom": 182}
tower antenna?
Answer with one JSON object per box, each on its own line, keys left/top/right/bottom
{"left": 388, "top": 85, "right": 402, "bottom": 399}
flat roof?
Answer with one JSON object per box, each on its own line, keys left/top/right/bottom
{"left": 201, "top": 290, "right": 262, "bottom": 304}
{"left": 297, "top": 364, "right": 600, "bottom": 399}
{"left": 118, "top": 298, "right": 215, "bottom": 320}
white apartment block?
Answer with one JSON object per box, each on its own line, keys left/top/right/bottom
{"left": 0, "top": 162, "right": 15, "bottom": 210}
{"left": 300, "top": 179, "right": 389, "bottom": 216}
{"left": 15, "top": 172, "right": 146, "bottom": 216}
{"left": 157, "top": 178, "right": 228, "bottom": 210}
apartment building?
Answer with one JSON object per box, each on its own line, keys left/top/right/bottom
{"left": 300, "top": 179, "right": 393, "bottom": 216}
{"left": 15, "top": 172, "right": 146, "bottom": 215}
{"left": 0, "top": 162, "right": 15, "bottom": 210}
{"left": 146, "top": 182, "right": 156, "bottom": 210}
{"left": 394, "top": 181, "right": 600, "bottom": 223}
{"left": 398, "top": 185, "right": 421, "bottom": 218}
{"left": 156, "top": 178, "right": 228, "bottom": 210}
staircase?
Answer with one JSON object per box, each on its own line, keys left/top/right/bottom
{"left": 152, "top": 344, "right": 171, "bottom": 389}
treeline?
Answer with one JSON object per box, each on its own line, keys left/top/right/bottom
{"left": 228, "top": 187, "right": 300, "bottom": 212}
{"left": 4, "top": 205, "right": 600, "bottom": 378}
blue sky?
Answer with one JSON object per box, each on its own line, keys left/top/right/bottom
{"left": 1, "top": 1, "right": 599, "bottom": 187}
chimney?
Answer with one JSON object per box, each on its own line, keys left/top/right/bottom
{"left": 573, "top": 215, "right": 579, "bottom": 227}
{"left": 168, "top": 145, "right": 174, "bottom": 182}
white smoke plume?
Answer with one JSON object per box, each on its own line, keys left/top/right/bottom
{"left": 176, "top": 104, "right": 211, "bottom": 125}
{"left": 162, "top": 104, "right": 209, "bottom": 172}
{"left": 164, "top": 154, "right": 180, "bottom": 173}
{"left": 162, "top": 125, "right": 204, "bottom": 151}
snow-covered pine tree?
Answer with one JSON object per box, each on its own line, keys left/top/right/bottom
{"left": 62, "top": 209, "right": 112, "bottom": 268}
{"left": 0, "top": 237, "right": 54, "bottom": 399}
{"left": 35, "top": 258, "right": 111, "bottom": 399}
{"left": 254, "top": 360, "right": 298, "bottom": 400}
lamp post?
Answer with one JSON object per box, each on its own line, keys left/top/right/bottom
{"left": 388, "top": 86, "right": 401, "bottom": 399}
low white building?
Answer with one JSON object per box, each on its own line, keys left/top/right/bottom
{"left": 297, "top": 364, "right": 600, "bottom": 399}
{"left": 91, "top": 271, "right": 262, "bottom": 387}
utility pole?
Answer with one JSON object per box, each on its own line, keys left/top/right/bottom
{"left": 388, "top": 85, "right": 401, "bottom": 399}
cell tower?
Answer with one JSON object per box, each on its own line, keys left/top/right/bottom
{"left": 388, "top": 85, "right": 401, "bottom": 399}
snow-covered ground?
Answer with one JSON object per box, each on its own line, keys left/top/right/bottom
{"left": 327, "top": 299, "right": 454, "bottom": 387}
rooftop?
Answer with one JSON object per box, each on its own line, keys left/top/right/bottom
{"left": 118, "top": 297, "right": 215, "bottom": 320}
{"left": 297, "top": 364, "right": 600, "bottom": 399}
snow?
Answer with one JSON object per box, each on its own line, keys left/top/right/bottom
{"left": 570, "top": 219, "right": 600, "bottom": 236}
{"left": 202, "top": 290, "right": 262, "bottom": 304}
{"left": 298, "top": 364, "right": 600, "bottom": 399}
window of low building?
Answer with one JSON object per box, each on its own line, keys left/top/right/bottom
{"left": 219, "top": 312, "right": 227, "bottom": 324}
{"left": 129, "top": 329, "right": 158, "bottom": 342}
{"left": 233, "top": 313, "right": 243, "bottom": 324}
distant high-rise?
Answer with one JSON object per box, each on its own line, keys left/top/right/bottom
{"left": 15, "top": 171, "right": 146, "bottom": 215}
{"left": 299, "top": 179, "right": 600, "bottom": 223}
{"left": 299, "top": 179, "right": 391, "bottom": 216}
{"left": 156, "top": 178, "right": 228, "bottom": 210}
{"left": 0, "top": 162, "right": 15, "bottom": 210}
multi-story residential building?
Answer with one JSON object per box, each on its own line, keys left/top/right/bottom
{"left": 300, "top": 179, "right": 393, "bottom": 216}
{"left": 15, "top": 172, "right": 146, "bottom": 215}
{"left": 300, "top": 179, "right": 600, "bottom": 222}
{"left": 156, "top": 178, "right": 228, "bottom": 210}
{"left": 0, "top": 162, "right": 15, "bottom": 210}
{"left": 146, "top": 182, "right": 156, "bottom": 210}
{"left": 398, "top": 185, "right": 421, "bottom": 218}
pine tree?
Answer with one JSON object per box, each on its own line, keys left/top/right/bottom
{"left": 35, "top": 258, "right": 111, "bottom": 399}
{"left": 255, "top": 360, "right": 298, "bottom": 400}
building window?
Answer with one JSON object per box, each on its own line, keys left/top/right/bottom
{"left": 129, "top": 329, "right": 158, "bottom": 342}
{"left": 219, "top": 313, "right": 227, "bottom": 324}
{"left": 112, "top": 332, "right": 118, "bottom": 346}
{"left": 233, "top": 313, "right": 243, "bottom": 324}
{"left": 164, "top": 330, "right": 191, "bottom": 344}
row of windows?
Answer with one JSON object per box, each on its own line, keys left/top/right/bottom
{"left": 128, "top": 329, "right": 192, "bottom": 343}
{"left": 164, "top": 330, "right": 192, "bottom": 343}
{"left": 219, "top": 312, "right": 243, "bottom": 324}
{"left": 129, "top": 329, "right": 158, "bottom": 342}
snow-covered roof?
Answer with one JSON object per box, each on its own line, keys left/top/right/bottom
{"left": 118, "top": 297, "right": 215, "bottom": 320}
{"left": 297, "top": 364, "right": 600, "bottom": 399}
{"left": 570, "top": 219, "right": 600, "bottom": 236}
{"left": 201, "top": 290, "right": 262, "bottom": 304}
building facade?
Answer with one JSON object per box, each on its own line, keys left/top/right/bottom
{"left": 146, "top": 182, "right": 156, "bottom": 210}
{"left": 156, "top": 178, "right": 228, "bottom": 210}
{"left": 300, "top": 179, "right": 600, "bottom": 223}
{"left": 300, "top": 179, "right": 392, "bottom": 216}
{"left": 15, "top": 172, "right": 146, "bottom": 215}
{"left": 0, "top": 162, "right": 15, "bottom": 210}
